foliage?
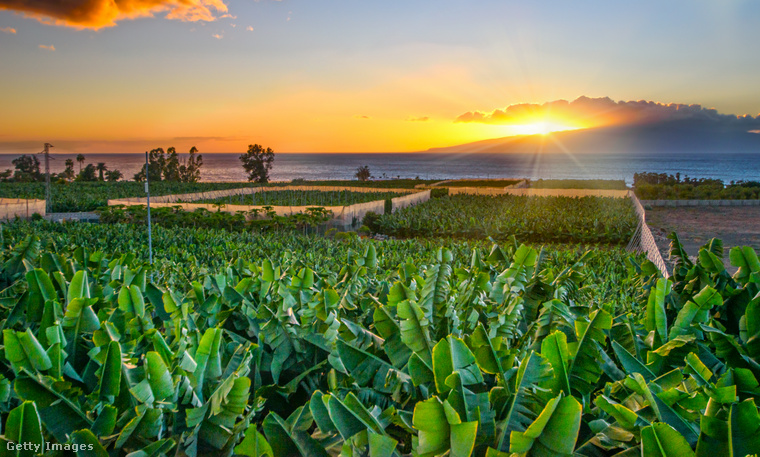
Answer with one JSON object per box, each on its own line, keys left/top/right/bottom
{"left": 440, "top": 179, "right": 522, "bottom": 188}
{"left": 634, "top": 172, "right": 760, "bottom": 200}
{"left": 76, "top": 164, "right": 98, "bottom": 182}
{"left": 105, "top": 169, "right": 124, "bottom": 182}
{"left": 98, "top": 205, "right": 333, "bottom": 233}
{"left": 374, "top": 194, "right": 638, "bottom": 244}
{"left": 356, "top": 166, "right": 371, "bottom": 182}
{"left": 240, "top": 144, "right": 275, "bottom": 183}
{"left": 0, "top": 224, "right": 646, "bottom": 456}
{"left": 6, "top": 198, "right": 760, "bottom": 456}
{"left": 0, "top": 182, "right": 256, "bottom": 212}
{"left": 195, "top": 190, "right": 406, "bottom": 207}
{"left": 289, "top": 179, "right": 440, "bottom": 189}
{"left": 11, "top": 155, "right": 42, "bottom": 182}
{"left": 430, "top": 188, "right": 448, "bottom": 198}
{"left": 530, "top": 179, "right": 628, "bottom": 190}
{"left": 134, "top": 147, "right": 204, "bottom": 183}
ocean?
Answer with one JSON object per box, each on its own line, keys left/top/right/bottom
{"left": 1, "top": 151, "right": 758, "bottom": 185}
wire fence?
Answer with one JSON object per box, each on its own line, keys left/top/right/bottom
{"left": 627, "top": 191, "right": 669, "bottom": 278}
{"left": 0, "top": 199, "right": 46, "bottom": 221}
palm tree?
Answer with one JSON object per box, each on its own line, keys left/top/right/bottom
{"left": 64, "top": 159, "right": 75, "bottom": 180}
{"left": 96, "top": 162, "right": 108, "bottom": 181}
{"left": 76, "top": 154, "right": 85, "bottom": 173}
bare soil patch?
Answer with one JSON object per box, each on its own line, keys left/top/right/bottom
{"left": 646, "top": 206, "right": 760, "bottom": 272}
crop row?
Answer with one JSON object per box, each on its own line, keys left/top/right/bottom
{"left": 635, "top": 183, "right": 760, "bottom": 200}
{"left": 529, "top": 179, "right": 628, "bottom": 190}
{"left": 371, "top": 194, "right": 638, "bottom": 244}
{"left": 0, "top": 220, "right": 632, "bottom": 290}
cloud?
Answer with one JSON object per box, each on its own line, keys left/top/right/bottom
{"left": 0, "top": 0, "right": 228, "bottom": 29}
{"left": 39, "top": 44, "right": 55, "bottom": 51}
{"left": 211, "top": 33, "right": 222, "bottom": 39}
{"left": 455, "top": 96, "right": 760, "bottom": 132}
{"left": 407, "top": 116, "right": 430, "bottom": 122}
{"left": 246, "top": 25, "right": 253, "bottom": 31}
{"left": 0, "top": 26, "right": 16, "bottom": 33}
{"left": 355, "top": 115, "right": 370, "bottom": 119}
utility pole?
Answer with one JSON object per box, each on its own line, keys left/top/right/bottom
{"left": 43, "top": 143, "right": 53, "bottom": 214}
{"left": 145, "top": 151, "right": 153, "bottom": 269}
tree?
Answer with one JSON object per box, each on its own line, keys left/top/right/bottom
{"left": 163, "top": 147, "right": 181, "bottom": 181}
{"left": 77, "top": 164, "right": 98, "bottom": 182}
{"left": 12, "top": 155, "right": 42, "bottom": 182}
{"left": 355, "top": 165, "right": 371, "bottom": 181}
{"left": 64, "top": 159, "right": 75, "bottom": 180}
{"left": 239, "top": 144, "right": 275, "bottom": 183}
{"left": 76, "top": 154, "right": 85, "bottom": 173}
{"left": 133, "top": 148, "right": 166, "bottom": 182}
{"left": 96, "top": 162, "right": 108, "bottom": 181}
{"left": 180, "top": 146, "right": 203, "bottom": 183}
{"left": 105, "top": 169, "right": 123, "bottom": 182}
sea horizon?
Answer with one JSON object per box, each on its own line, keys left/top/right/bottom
{"left": 2, "top": 150, "right": 759, "bottom": 185}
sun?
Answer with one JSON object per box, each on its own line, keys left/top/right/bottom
{"left": 510, "top": 121, "right": 580, "bottom": 136}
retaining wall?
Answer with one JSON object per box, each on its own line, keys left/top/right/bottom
{"left": 0, "top": 198, "right": 46, "bottom": 220}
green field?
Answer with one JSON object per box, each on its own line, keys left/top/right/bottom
{"left": 439, "top": 179, "right": 523, "bottom": 187}
{"left": 529, "top": 178, "right": 629, "bottom": 189}
{"left": 290, "top": 179, "right": 439, "bottom": 188}
{"left": 2, "top": 182, "right": 760, "bottom": 457}
{"left": 0, "top": 181, "right": 256, "bottom": 212}
{"left": 371, "top": 194, "right": 638, "bottom": 243}
{"left": 635, "top": 183, "right": 760, "bottom": 199}
{"left": 194, "top": 189, "right": 407, "bottom": 207}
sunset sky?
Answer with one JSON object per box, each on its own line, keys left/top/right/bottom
{"left": 1, "top": 0, "right": 759, "bottom": 154}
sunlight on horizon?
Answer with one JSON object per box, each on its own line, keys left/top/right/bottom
{"left": 507, "top": 122, "right": 583, "bottom": 137}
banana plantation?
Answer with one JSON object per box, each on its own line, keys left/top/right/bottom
{"left": 0, "top": 210, "right": 758, "bottom": 456}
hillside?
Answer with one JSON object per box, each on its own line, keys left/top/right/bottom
{"left": 427, "top": 119, "right": 760, "bottom": 154}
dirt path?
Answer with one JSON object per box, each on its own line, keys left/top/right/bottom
{"left": 645, "top": 206, "right": 760, "bottom": 271}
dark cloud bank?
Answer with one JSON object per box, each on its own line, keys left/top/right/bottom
{"left": 456, "top": 96, "right": 760, "bottom": 133}
{"left": 435, "top": 97, "right": 760, "bottom": 154}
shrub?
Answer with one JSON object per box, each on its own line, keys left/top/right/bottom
{"left": 430, "top": 188, "right": 449, "bottom": 198}
{"left": 362, "top": 211, "right": 381, "bottom": 232}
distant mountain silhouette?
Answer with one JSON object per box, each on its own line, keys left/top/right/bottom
{"left": 426, "top": 119, "right": 760, "bottom": 154}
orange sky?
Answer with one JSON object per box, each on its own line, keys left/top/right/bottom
{"left": 1, "top": 1, "right": 759, "bottom": 153}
